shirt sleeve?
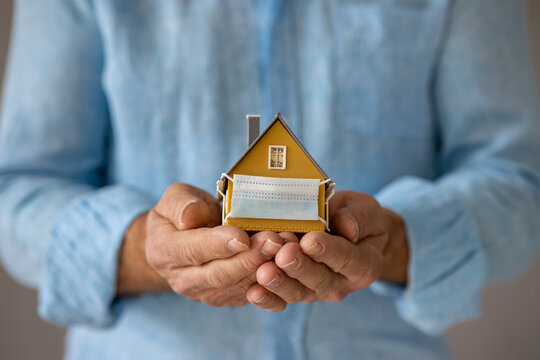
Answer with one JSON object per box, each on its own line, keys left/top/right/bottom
{"left": 371, "top": 0, "right": 540, "bottom": 335}
{"left": 0, "top": 0, "right": 155, "bottom": 327}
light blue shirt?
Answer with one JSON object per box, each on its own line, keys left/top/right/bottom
{"left": 1, "top": 0, "right": 540, "bottom": 359}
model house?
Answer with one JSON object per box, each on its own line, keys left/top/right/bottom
{"left": 217, "top": 113, "right": 335, "bottom": 233}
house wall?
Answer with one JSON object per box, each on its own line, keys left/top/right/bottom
{"left": 226, "top": 120, "right": 326, "bottom": 232}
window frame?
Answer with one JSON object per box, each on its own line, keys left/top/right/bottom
{"left": 268, "top": 145, "right": 287, "bottom": 170}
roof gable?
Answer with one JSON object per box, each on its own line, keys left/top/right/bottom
{"left": 226, "top": 113, "right": 329, "bottom": 179}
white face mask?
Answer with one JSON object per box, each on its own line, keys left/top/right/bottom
{"left": 228, "top": 174, "right": 321, "bottom": 221}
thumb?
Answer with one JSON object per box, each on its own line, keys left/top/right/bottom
{"left": 178, "top": 198, "right": 212, "bottom": 230}
{"left": 330, "top": 193, "right": 384, "bottom": 244}
{"left": 155, "top": 183, "right": 218, "bottom": 230}
{"left": 331, "top": 207, "right": 361, "bottom": 243}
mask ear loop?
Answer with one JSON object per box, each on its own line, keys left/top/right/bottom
{"left": 218, "top": 173, "right": 235, "bottom": 223}
{"left": 217, "top": 187, "right": 227, "bottom": 224}
{"left": 320, "top": 178, "right": 333, "bottom": 186}
{"left": 221, "top": 173, "right": 234, "bottom": 182}
{"left": 318, "top": 217, "right": 329, "bottom": 232}
{"left": 319, "top": 179, "right": 335, "bottom": 232}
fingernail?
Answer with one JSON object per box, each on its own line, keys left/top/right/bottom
{"left": 227, "top": 238, "right": 249, "bottom": 252}
{"left": 281, "top": 258, "right": 300, "bottom": 270}
{"left": 345, "top": 214, "right": 360, "bottom": 243}
{"left": 261, "top": 239, "right": 282, "bottom": 257}
{"left": 254, "top": 294, "right": 268, "bottom": 304}
{"left": 179, "top": 200, "right": 198, "bottom": 227}
{"left": 303, "top": 242, "right": 324, "bottom": 256}
{"left": 263, "top": 273, "right": 282, "bottom": 287}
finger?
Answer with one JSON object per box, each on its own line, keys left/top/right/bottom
{"left": 247, "top": 284, "right": 287, "bottom": 312}
{"left": 256, "top": 262, "right": 315, "bottom": 304}
{"left": 300, "top": 231, "right": 382, "bottom": 287}
{"left": 154, "top": 183, "right": 221, "bottom": 230}
{"left": 147, "top": 224, "right": 251, "bottom": 268}
{"left": 330, "top": 192, "right": 385, "bottom": 243}
{"left": 275, "top": 242, "right": 345, "bottom": 300}
{"left": 179, "top": 231, "right": 285, "bottom": 290}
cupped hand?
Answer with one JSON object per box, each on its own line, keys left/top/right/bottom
{"left": 142, "top": 183, "right": 285, "bottom": 307}
{"left": 246, "top": 191, "right": 409, "bottom": 312}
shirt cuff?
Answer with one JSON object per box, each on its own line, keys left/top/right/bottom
{"left": 373, "top": 176, "right": 488, "bottom": 335}
{"left": 38, "top": 185, "right": 155, "bottom": 327}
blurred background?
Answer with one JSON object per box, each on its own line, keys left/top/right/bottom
{"left": 1, "top": 1, "right": 540, "bottom": 359}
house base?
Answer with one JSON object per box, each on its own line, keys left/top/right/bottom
{"left": 226, "top": 217, "right": 325, "bottom": 233}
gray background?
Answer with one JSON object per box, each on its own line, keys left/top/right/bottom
{"left": 1, "top": 1, "right": 540, "bottom": 359}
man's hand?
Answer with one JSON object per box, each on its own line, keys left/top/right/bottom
{"left": 246, "top": 191, "right": 409, "bottom": 312}
{"left": 117, "top": 183, "right": 285, "bottom": 307}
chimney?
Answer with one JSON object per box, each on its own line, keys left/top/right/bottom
{"left": 247, "top": 114, "right": 260, "bottom": 147}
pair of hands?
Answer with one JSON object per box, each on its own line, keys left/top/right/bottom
{"left": 117, "top": 183, "right": 409, "bottom": 312}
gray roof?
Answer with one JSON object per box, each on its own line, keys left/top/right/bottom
{"left": 225, "top": 113, "right": 329, "bottom": 179}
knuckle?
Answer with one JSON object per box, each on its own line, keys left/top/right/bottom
{"left": 303, "top": 294, "right": 316, "bottom": 304}
{"left": 312, "top": 271, "right": 333, "bottom": 293}
{"left": 183, "top": 252, "right": 201, "bottom": 267}
{"left": 288, "top": 295, "right": 303, "bottom": 304}
{"left": 289, "top": 290, "right": 307, "bottom": 304}
{"left": 206, "top": 270, "right": 225, "bottom": 289}
{"left": 291, "top": 261, "right": 310, "bottom": 278}
{"left": 326, "top": 290, "right": 348, "bottom": 302}
{"left": 170, "top": 278, "right": 189, "bottom": 295}
{"left": 309, "top": 269, "right": 332, "bottom": 293}
{"left": 235, "top": 252, "right": 261, "bottom": 273}
{"left": 207, "top": 268, "right": 234, "bottom": 289}
{"left": 282, "top": 287, "right": 302, "bottom": 303}
{"left": 237, "top": 275, "right": 257, "bottom": 292}
{"left": 180, "top": 240, "right": 203, "bottom": 266}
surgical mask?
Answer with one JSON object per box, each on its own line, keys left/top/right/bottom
{"left": 218, "top": 173, "right": 334, "bottom": 230}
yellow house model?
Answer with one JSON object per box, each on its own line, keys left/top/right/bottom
{"left": 217, "top": 113, "right": 335, "bottom": 233}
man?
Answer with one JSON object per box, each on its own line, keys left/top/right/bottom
{"left": 1, "top": 0, "right": 539, "bottom": 359}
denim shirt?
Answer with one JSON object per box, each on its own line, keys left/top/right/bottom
{"left": 1, "top": 0, "right": 540, "bottom": 359}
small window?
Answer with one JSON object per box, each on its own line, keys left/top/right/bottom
{"left": 268, "top": 145, "right": 286, "bottom": 169}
